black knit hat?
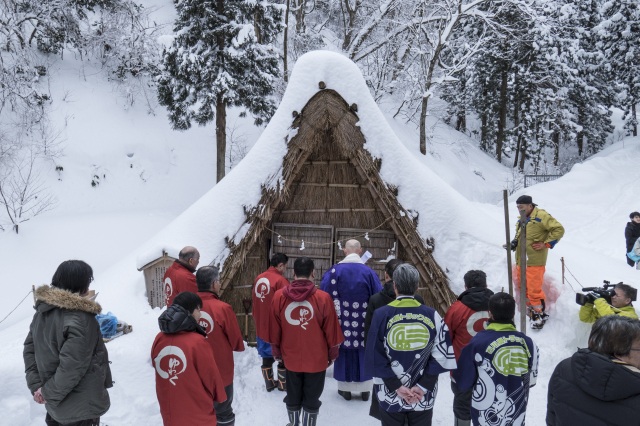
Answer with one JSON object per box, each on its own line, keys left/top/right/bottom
{"left": 516, "top": 195, "right": 536, "bottom": 206}
{"left": 630, "top": 211, "right": 640, "bottom": 219}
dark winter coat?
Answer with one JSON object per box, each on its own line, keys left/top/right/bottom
{"left": 152, "top": 304, "right": 227, "bottom": 426}
{"left": 547, "top": 349, "right": 640, "bottom": 426}
{"left": 24, "top": 285, "right": 112, "bottom": 424}
{"left": 364, "top": 280, "right": 425, "bottom": 338}
{"left": 625, "top": 221, "right": 640, "bottom": 266}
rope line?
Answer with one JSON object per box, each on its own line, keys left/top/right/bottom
{"left": 0, "top": 290, "right": 33, "bottom": 325}
{"left": 563, "top": 262, "right": 584, "bottom": 293}
{"left": 267, "top": 216, "right": 393, "bottom": 247}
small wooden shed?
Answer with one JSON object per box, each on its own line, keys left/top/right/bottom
{"left": 137, "top": 251, "right": 176, "bottom": 308}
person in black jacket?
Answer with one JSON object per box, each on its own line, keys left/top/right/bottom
{"left": 625, "top": 211, "right": 640, "bottom": 267}
{"left": 547, "top": 315, "right": 640, "bottom": 425}
{"left": 364, "top": 259, "right": 424, "bottom": 420}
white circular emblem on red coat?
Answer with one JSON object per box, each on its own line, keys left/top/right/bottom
{"left": 154, "top": 345, "right": 188, "bottom": 386}
{"left": 285, "top": 300, "right": 315, "bottom": 330}
{"left": 255, "top": 277, "right": 271, "bottom": 301}
{"left": 466, "top": 311, "right": 490, "bottom": 336}
{"left": 198, "top": 311, "right": 215, "bottom": 334}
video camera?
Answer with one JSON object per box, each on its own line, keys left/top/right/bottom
{"left": 575, "top": 281, "right": 638, "bottom": 306}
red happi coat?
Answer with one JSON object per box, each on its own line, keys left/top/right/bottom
{"left": 151, "top": 330, "right": 226, "bottom": 426}
{"left": 164, "top": 261, "right": 197, "bottom": 307}
{"left": 252, "top": 267, "right": 289, "bottom": 341}
{"left": 269, "top": 280, "right": 344, "bottom": 373}
{"left": 197, "top": 291, "right": 246, "bottom": 386}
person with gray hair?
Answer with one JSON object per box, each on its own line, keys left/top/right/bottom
{"left": 164, "top": 246, "right": 200, "bottom": 306}
{"left": 321, "top": 239, "right": 383, "bottom": 401}
{"left": 196, "top": 266, "right": 245, "bottom": 426}
{"left": 364, "top": 259, "right": 425, "bottom": 420}
{"left": 365, "top": 264, "right": 456, "bottom": 426}
{"left": 547, "top": 315, "right": 640, "bottom": 425}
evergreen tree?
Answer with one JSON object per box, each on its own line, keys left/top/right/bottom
{"left": 559, "top": 0, "right": 613, "bottom": 156}
{"left": 597, "top": 0, "right": 640, "bottom": 136}
{"left": 157, "top": 0, "right": 282, "bottom": 182}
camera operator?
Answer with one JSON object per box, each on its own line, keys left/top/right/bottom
{"left": 547, "top": 316, "right": 640, "bottom": 425}
{"left": 579, "top": 283, "right": 638, "bottom": 323}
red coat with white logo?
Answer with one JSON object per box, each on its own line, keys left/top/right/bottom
{"left": 164, "top": 261, "right": 197, "bottom": 307}
{"left": 443, "top": 287, "right": 494, "bottom": 360}
{"left": 151, "top": 330, "right": 226, "bottom": 425}
{"left": 269, "top": 279, "right": 344, "bottom": 373}
{"left": 197, "top": 291, "right": 246, "bottom": 386}
{"left": 252, "top": 266, "right": 289, "bottom": 340}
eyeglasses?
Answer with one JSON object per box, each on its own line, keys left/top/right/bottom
{"left": 630, "top": 348, "right": 640, "bottom": 351}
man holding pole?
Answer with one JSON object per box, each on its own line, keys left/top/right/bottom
{"left": 508, "top": 195, "right": 564, "bottom": 329}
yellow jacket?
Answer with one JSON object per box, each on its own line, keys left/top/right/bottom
{"left": 579, "top": 298, "right": 639, "bottom": 323}
{"left": 514, "top": 207, "right": 564, "bottom": 266}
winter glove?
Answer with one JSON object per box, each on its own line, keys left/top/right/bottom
{"left": 510, "top": 239, "right": 518, "bottom": 251}
{"left": 586, "top": 292, "right": 600, "bottom": 304}
{"left": 328, "top": 345, "right": 339, "bottom": 366}
{"left": 272, "top": 344, "right": 282, "bottom": 361}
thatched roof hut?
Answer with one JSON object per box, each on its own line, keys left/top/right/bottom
{"left": 217, "top": 93, "right": 455, "bottom": 342}
{"left": 137, "top": 51, "right": 456, "bottom": 343}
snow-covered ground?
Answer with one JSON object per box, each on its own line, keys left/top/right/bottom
{"left": 1, "top": 6, "right": 640, "bottom": 426}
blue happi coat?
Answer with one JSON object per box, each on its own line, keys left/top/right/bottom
{"left": 365, "top": 297, "right": 456, "bottom": 413}
{"left": 321, "top": 254, "right": 382, "bottom": 383}
{"left": 455, "top": 323, "right": 539, "bottom": 426}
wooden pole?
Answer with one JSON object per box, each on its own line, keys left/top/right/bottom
{"left": 503, "top": 190, "right": 513, "bottom": 295}
{"left": 519, "top": 209, "right": 528, "bottom": 335}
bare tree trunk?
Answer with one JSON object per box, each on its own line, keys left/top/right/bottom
{"left": 495, "top": 68, "right": 508, "bottom": 163}
{"left": 216, "top": 95, "right": 227, "bottom": 182}
{"left": 632, "top": 102, "right": 638, "bottom": 137}
{"left": 513, "top": 91, "right": 521, "bottom": 168}
{"left": 341, "top": 0, "right": 359, "bottom": 51}
{"left": 481, "top": 112, "right": 489, "bottom": 152}
{"left": 216, "top": 0, "right": 227, "bottom": 183}
{"left": 420, "top": 95, "right": 428, "bottom": 155}
{"left": 552, "top": 130, "right": 559, "bottom": 166}
{"left": 283, "top": 0, "right": 290, "bottom": 82}
{"left": 455, "top": 78, "right": 466, "bottom": 133}
{"left": 295, "top": 0, "right": 307, "bottom": 33}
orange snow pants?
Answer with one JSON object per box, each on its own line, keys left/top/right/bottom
{"left": 514, "top": 265, "right": 546, "bottom": 308}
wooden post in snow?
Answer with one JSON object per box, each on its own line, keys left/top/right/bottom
{"left": 519, "top": 208, "right": 528, "bottom": 335}
{"left": 503, "top": 190, "right": 513, "bottom": 295}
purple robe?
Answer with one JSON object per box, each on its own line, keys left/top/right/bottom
{"left": 320, "top": 254, "right": 383, "bottom": 384}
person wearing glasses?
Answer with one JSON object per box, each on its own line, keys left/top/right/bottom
{"left": 547, "top": 315, "right": 640, "bottom": 425}
{"left": 579, "top": 283, "right": 638, "bottom": 323}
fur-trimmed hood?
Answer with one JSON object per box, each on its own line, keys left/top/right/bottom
{"left": 34, "top": 285, "right": 102, "bottom": 315}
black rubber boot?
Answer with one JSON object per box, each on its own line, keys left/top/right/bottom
{"left": 261, "top": 366, "right": 277, "bottom": 392}
{"left": 277, "top": 365, "right": 287, "bottom": 392}
{"left": 338, "top": 390, "right": 352, "bottom": 401}
{"left": 286, "top": 406, "right": 300, "bottom": 426}
{"left": 361, "top": 391, "right": 370, "bottom": 401}
{"left": 301, "top": 408, "right": 318, "bottom": 426}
